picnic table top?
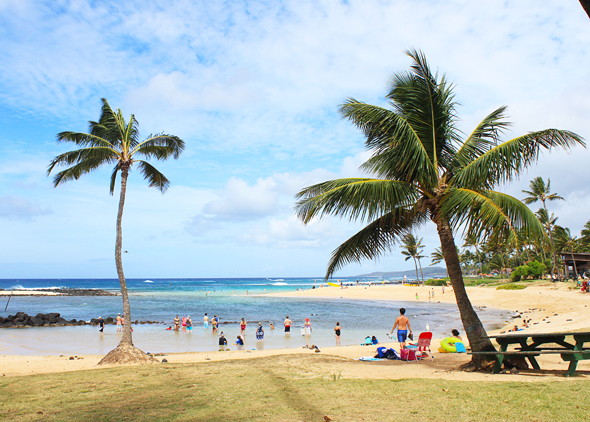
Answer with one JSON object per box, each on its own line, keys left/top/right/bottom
{"left": 487, "top": 331, "right": 590, "bottom": 340}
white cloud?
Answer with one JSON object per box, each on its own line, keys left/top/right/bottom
{"left": 0, "top": 195, "right": 52, "bottom": 220}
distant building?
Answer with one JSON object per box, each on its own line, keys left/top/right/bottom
{"left": 559, "top": 252, "right": 590, "bottom": 278}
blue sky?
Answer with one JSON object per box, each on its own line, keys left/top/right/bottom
{"left": 1, "top": 0, "right": 590, "bottom": 279}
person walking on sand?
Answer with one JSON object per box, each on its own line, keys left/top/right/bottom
{"left": 391, "top": 308, "right": 412, "bottom": 349}
{"left": 304, "top": 318, "right": 312, "bottom": 347}
{"left": 116, "top": 313, "right": 122, "bottom": 332}
{"left": 240, "top": 318, "right": 247, "bottom": 337}
{"left": 256, "top": 322, "right": 265, "bottom": 342}
{"left": 174, "top": 315, "right": 180, "bottom": 331}
{"left": 203, "top": 313, "right": 209, "bottom": 329}
{"left": 284, "top": 316, "right": 292, "bottom": 336}
{"left": 334, "top": 322, "right": 341, "bottom": 346}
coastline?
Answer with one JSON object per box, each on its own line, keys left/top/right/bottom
{"left": 1, "top": 282, "right": 589, "bottom": 380}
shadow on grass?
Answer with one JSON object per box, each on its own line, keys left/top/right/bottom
{"left": 262, "top": 367, "right": 327, "bottom": 421}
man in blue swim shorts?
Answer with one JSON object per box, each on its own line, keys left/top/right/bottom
{"left": 391, "top": 308, "right": 412, "bottom": 349}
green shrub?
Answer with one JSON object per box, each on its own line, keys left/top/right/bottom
{"left": 511, "top": 260, "right": 547, "bottom": 282}
{"left": 424, "top": 278, "right": 447, "bottom": 286}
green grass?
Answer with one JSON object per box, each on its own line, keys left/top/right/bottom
{"left": 1, "top": 354, "right": 590, "bottom": 421}
{"left": 496, "top": 284, "right": 528, "bottom": 290}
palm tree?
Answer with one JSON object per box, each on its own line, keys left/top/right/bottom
{"left": 554, "top": 226, "right": 580, "bottom": 279}
{"left": 581, "top": 219, "right": 590, "bottom": 246}
{"left": 401, "top": 233, "right": 424, "bottom": 284}
{"left": 294, "top": 50, "right": 584, "bottom": 368}
{"left": 48, "top": 98, "right": 185, "bottom": 364}
{"left": 535, "top": 208, "right": 558, "bottom": 278}
{"left": 523, "top": 177, "right": 563, "bottom": 278}
{"left": 430, "top": 247, "right": 445, "bottom": 266}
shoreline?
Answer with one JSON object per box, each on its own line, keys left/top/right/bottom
{"left": 1, "top": 282, "right": 589, "bottom": 380}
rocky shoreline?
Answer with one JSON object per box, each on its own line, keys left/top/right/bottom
{"left": 0, "top": 288, "right": 118, "bottom": 296}
{"left": 0, "top": 312, "right": 162, "bottom": 328}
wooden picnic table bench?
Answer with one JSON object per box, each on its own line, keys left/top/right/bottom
{"left": 468, "top": 331, "right": 590, "bottom": 376}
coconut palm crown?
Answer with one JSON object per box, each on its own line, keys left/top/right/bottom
{"left": 295, "top": 50, "right": 585, "bottom": 363}
{"left": 48, "top": 98, "right": 185, "bottom": 363}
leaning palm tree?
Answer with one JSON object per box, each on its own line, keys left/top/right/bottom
{"left": 523, "top": 177, "right": 563, "bottom": 278}
{"left": 48, "top": 98, "right": 185, "bottom": 365}
{"left": 295, "top": 50, "right": 584, "bottom": 369}
{"left": 400, "top": 233, "right": 423, "bottom": 284}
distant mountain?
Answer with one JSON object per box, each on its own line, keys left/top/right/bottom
{"left": 353, "top": 266, "right": 447, "bottom": 279}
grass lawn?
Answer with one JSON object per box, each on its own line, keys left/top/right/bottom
{"left": 1, "top": 354, "right": 589, "bottom": 421}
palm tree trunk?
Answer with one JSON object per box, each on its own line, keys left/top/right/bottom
{"left": 116, "top": 168, "right": 133, "bottom": 346}
{"left": 417, "top": 257, "right": 425, "bottom": 285}
{"left": 571, "top": 251, "right": 579, "bottom": 279}
{"left": 412, "top": 257, "right": 419, "bottom": 285}
{"left": 435, "top": 218, "right": 495, "bottom": 365}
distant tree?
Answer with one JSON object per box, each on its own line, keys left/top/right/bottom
{"left": 523, "top": 178, "right": 563, "bottom": 278}
{"left": 430, "top": 247, "right": 445, "bottom": 266}
{"left": 554, "top": 226, "right": 580, "bottom": 278}
{"left": 581, "top": 219, "right": 590, "bottom": 246}
{"left": 401, "top": 233, "right": 424, "bottom": 284}
{"left": 48, "top": 99, "right": 185, "bottom": 365}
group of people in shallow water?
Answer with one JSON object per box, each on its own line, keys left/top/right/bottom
{"left": 170, "top": 313, "right": 220, "bottom": 332}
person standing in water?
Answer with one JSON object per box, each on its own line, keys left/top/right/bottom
{"left": 391, "top": 308, "right": 412, "bottom": 349}
{"left": 174, "top": 315, "right": 180, "bottom": 331}
{"left": 256, "top": 322, "right": 264, "bottom": 342}
{"left": 186, "top": 315, "right": 192, "bottom": 332}
{"left": 284, "top": 316, "right": 292, "bottom": 336}
{"left": 240, "top": 318, "right": 247, "bottom": 337}
{"left": 116, "top": 313, "right": 122, "bottom": 332}
{"left": 98, "top": 316, "right": 105, "bottom": 333}
{"left": 334, "top": 322, "right": 341, "bottom": 346}
{"left": 203, "top": 313, "right": 209, "bottom": 329}
{"left": 304, "top": 318, "right": 312, "bottom": 347}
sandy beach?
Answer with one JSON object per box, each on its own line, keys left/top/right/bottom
{"left": 1, "top": 282, "right": 589, "bottom": 381}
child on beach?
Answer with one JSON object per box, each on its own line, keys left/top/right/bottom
{"left": 236, "top": 335, "right": 244, "bottom": 346}
{"left": 304, "top": 318, "right": 312, "bottom": 347}
{"left": 219, "top": 332, "right": 227, "bottom": 347}
{"left": 116, "top": 313, "right": 122, "bottom": 332}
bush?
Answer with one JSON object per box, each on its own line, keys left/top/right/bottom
{"left": 511, "top": 260, "right": 547, "bottom": 282}
{"left": 496, "top": 284, "right": 527, "bottom": 290}
{"left": 424, "top": 278, "right": 447, "bottom": 286}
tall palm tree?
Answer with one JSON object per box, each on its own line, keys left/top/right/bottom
{"left": 48, "top": 98, "right": 185, "bottom": 364}
{"left": 523, "top": 177, "right": 563, "bottom": 277}
{"left": 295, "top": 50, "right": 584, "bottom": 367}
{"left": 400, "top": 233, "right": 424, "bottom": 284}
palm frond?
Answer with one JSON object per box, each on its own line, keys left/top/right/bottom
{"left": 47, "top": 147, "right": 119, "bottom": 176}
{"left": 324, "top": 208, "right": 427, "bottom": 279}
{"left": 388, "top": 49, "right": 459, "bottom": 171}
{"left": 295, "top": 178, "right": 419, "bottom": 224}
{"left": 131, "top": 134, "right": 186, "bottom": 159}
{"left": 51, "top": 153, "right": 117, "bottom": 187}
{"left": 135, "top": 160, "right": 170, "bottom": 193}
{"left": 109, "top": 163, "right": 121, "bottom": 195}
{"left": 450, "top": 129, "right": 585, "bottom": 190}
{"left": 56, "top": 131, "right": 117, "bottom": 149}
{"left": 452, "top": 106, "right": 510, "bottom": 169}
{"left": 441, "top": 188, "right": 545, "bottom": 243}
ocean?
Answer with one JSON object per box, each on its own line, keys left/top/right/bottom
{"left": 0, "top": 277, "right": 510, "bottom": 355}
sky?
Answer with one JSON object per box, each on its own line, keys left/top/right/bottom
{"left": 1, "top": 0, "right": 590, "bottom": 279}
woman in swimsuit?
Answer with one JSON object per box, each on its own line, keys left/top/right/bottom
{"left": 304, "top": 318, "right": 312, "bottom": 348}
{"left": 334, "top": 322, "right": 341, "bottom": 346}
{"left": 240, "top": 318, "right": 247, "bottom": 337}
{"left": 186, "top": 316, "right": 192, "bottom": 332}
{"left": 256, "top": 322, "right": 264, "bottom": 342}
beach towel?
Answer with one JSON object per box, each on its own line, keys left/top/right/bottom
{"left": 358, "top": 357, "right": 383, "bottom": 361}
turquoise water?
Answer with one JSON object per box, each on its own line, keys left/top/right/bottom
{"left": 0, "top": 277, "right": 509, "bottom": 355}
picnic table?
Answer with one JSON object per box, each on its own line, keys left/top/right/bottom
{"left": 470, "top": 331, "right": 590, "bottom": 376}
